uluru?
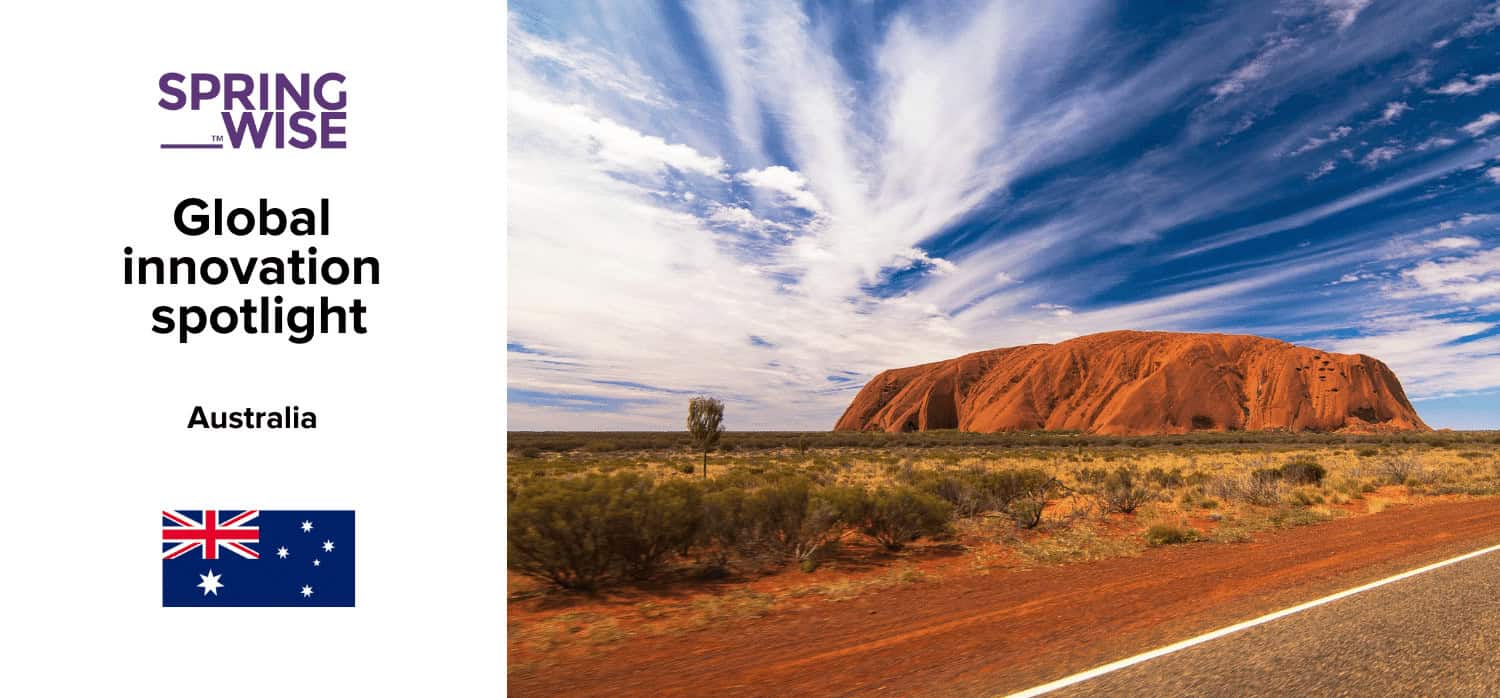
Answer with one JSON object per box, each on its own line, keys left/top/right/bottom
{"left": 835, "top": 330, "right": 1428, "bottom": 435}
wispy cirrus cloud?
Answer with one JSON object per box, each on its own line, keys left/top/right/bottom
{"left": 509, "top": 0, "right": 1500, "bottom": 429}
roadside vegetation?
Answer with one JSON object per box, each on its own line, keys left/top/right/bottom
{"left": 508, "top": 429, "right": 1500, "bottom": 663}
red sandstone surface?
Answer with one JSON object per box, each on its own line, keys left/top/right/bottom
{"left": 835, "top": 330, "right": 1427, "bottom": 435}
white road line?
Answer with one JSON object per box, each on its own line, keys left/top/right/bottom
{"left": 1006, "top": 541, "right": 1500, "bottom": 698}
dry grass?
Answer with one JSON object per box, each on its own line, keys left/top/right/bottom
{"left": 1011, "top": 523, "right": 1145, "bottom": 565}
{"left": 509, "top": 439, "right": 1500, "bottom": 657}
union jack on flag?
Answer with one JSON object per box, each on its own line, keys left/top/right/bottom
{"left": 162, "top": 509, "right": 354, "bottom": 607}
{"left": 162, "top": 509, "right": 260, "bottom": 560}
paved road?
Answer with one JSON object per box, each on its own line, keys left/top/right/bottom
{"left": 1050, "top": 545, "right": 1500, "bottom": 697}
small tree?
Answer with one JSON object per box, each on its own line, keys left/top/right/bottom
{"left": 687, "top": 396, "right": 725, "bottom": 478}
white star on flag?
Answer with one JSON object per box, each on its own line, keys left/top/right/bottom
{"left": 198, "top": 570, "right": 224, "bottom": 596}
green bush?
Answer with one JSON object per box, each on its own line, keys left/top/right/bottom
{"left": 1144, "top": 524, "right": 1200, "bottom": 546}
{"left": 698, "top": 486, "right": 749, "bottom": 569}
{"left": 1251, "top": 467, "right": 1283, "bottom": 483}
{"left": 846, "top": 486, "right": 951, "bottom": 550}
{"left": 739, "top": 477, "right": 848, "bottom": 563}
{"left": 1279, "top": 459, "right": 1326, "bottom": 485}
{"left": 979, "top": 468, "right": 1059, "bottom": 513}
{"left": 919, "top": 471, "right": 987, "bottom": 518}
{"left": 1081, "top": 466, "right": 1156, "bottom": 514}
{"left": 918, "top": 467, "right": 1058, "bottom": 523}
{"left": 507, "top": 475, "right": 624, "bottom": 591}
{"left": 1146, "top": 467, "right": 1185, "bottom": 488}
{"left": 1008, "top": 498, "right": 1047, "bottom": 529}
{"left": 509, "top": 474, "right": 707, "bottom": 589}
{"left": 604, "top": 475, "right": 702, "bottom": 579}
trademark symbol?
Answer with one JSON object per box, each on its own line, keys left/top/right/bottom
{"left": 211, "top": 134, "right": 224, "bottom": 143}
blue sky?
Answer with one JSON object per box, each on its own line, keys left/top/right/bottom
{"left": 508, "top": 0, "right": 1500, "bottom": 430}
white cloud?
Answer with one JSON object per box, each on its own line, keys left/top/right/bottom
{"left": 892, "top": 248, "right": 958, "bottom": 276}
{"left": 704, "top": 203, "right": 788, "bottom": 235}
{"left": 1211, "top": 37, "right": 1297, "bottom": 100}
{"left": 1289, "top": 125, "right": 1352, "bottom": 156}
{"left": 1318, "top": 0, "right": 1371, "bottom": 30}
{"left": 1405, "top": 59, "right": 1435, "bottom": 86}
{"left": 1432, "top": 72, "right": 1500, "bottom": 96}
{"left": 1034, "top": 303, "right": 1074, "bottom": 318}
{"left": 509, "top": 16, "right": 668, "bottom": 106}
{"left": 1441, "top": 2, "right": 1500, "bottom": 47}
{"left": 1462, "top": 112, "right": 1500, "bottom": 137}
{"left": 1414, "top": 136, "right": 1457, "bottom": 152}
{"left": 1397, "top": 247, "right": 1500, "bottom": 302}
{"left": 1359, "top": 145, "right": 1403, "bottom": 168}
{"left": 737, "top": 166, "right": 825, "bottom": 213}
{"left": 1377, "top": 101, "right": 1410, "bottom": 125}
{"left": 1308, "top": 160, "right": 1337, "bottom": 180}
{"left": 1429, "top": 236, "right": 1483, "bottom": 250}
{"left": 1489, "top": 166, "right": 1500, "bottom": 184}
{"left": 510, "top": 92, "right": 727, "bottom": 177}
{"left": 1328, "top": 271, "right": 1372, "bottom": 285}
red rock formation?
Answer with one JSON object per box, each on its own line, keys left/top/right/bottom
{"left": 834, "top": 330, "right": 1428, "bottom": 435}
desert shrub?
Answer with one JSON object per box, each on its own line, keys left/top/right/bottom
{"left": 604, "top": 475, "right": 703, "bottom": 579}
{"left": 883, "top": 459, "right": 919, "bottom": 484}
{"left": 1251, "top": 467, "right": 1283, "bottom": 483}
{"left": 1208, "top": 473, "right": 1282, "bottom": 506}
{"left": 918, "top": 467, "right": 1058, "bottom": 524}
{"left": 845, "top": 486, "right": 951, "bottom": 551}
{"left": 678, "top": 463, "right": 696, "bottom": 475}
{"left": 989, "top": 469, "right": 1061, "bottom": 528}
{"left": 1146, "top": 467, "right": 1185, "bottom": 488}
{"left": 919, "top": 471, "right": 987, "bottom": 518}
{"left": 1144, "top": 524, "right": 1200, "bottom": 546}
{"left": 1378, "top": 454, "right": 1424, "bottom": 485}
{"left": 1279, "top": 459, "right": 1326, "bottom": 485}
{"left": 698, "top": 487, "right": 749, "bottom": 570}
{"left": 1178, "top": 490, "right": 1218, "bottom": 510}
{"left": 740, "top": 477, "right": 849, "bottom": 564}
{"left": 507, "top": 475, "right": 623, "bottom": 591}
{"left": 1286, "top": 488, "right": 1325, "bottom": 507}
{"left": 1356, "top": 447, "right": 1381, "bottom": 458}
{"left": 1241, "top": 473, "right": 1284, "bottom": 505}
{"left": 1080, "top": 466, "right": 1156, "bottom": 514}
{"left": 509, "top": 474, "right": 707, "bottom": 588}
{"left": 1008, "top": 498, "right": 1048, "bottom": 529}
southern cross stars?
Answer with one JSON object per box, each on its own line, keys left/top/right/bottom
{"left": 313, "top": 559, "right": 321, "bottom": 567}
{"left": 301, "top": 585, "right": 314, "bottom": 598}
{"left": 322, "top": 540, "right": 335, "bottom": 552}
{"left": 198, "top": 570, "right": 224, "bottom": 596}
{"left": 300, "top": 520, "right": 314, "bottom": 533}
{"left": 276, "top": 546, "right": 290, "bottom": 559}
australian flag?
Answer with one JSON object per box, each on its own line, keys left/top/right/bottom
{"left": 162, "top": 510, "right": 355, "bottom": 607}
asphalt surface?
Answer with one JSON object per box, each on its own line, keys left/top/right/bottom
{"left": 1049, "top": 545, "right": 1500, "bottom": 697}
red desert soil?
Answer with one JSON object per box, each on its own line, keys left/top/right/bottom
{"left": 509, "top": 496, "right": 1500, "bottom": 697}
{"left": 835, "top": 330, "right": 1427, "bottom": 435}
